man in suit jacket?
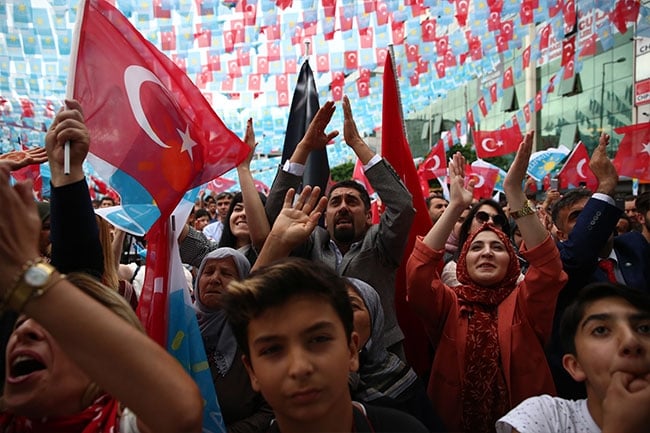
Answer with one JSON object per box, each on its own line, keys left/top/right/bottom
{"left": 548, "top": 133, "right": 650, "bottom": 399}
{"left": 265, "top": 97, "right": 415, "bottom": 359}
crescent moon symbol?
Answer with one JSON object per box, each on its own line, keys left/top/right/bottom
{"left": 481, "top": 138, "right": 498, "bottom": 153}
{"left": 472, "top": 174, "right": 485, "bottom": 188}
{"left": 576, "top": 158, "right": 587, "bottom": 178}
{"left": 430, "top": 155, "right": 440, "bottom": 171}
{"left": 124, "top": 65, "right": 171, "bottom": 149}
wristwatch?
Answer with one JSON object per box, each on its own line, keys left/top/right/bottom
{"left": 7, "top": 262, "right": 60, "bottom": 312}
{"left": 510, "top": 200, "right": 536, "bottom": 220}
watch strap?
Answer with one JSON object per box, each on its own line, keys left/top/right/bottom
{"left": 510, "top": 201, "right": 536, "bottom": 220}
{"left": 3, "top": 259, "right": 65, "bottom": 312}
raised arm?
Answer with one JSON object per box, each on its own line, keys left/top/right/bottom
{"left": 237, "top": 118, "right": 270, "bottom": 253}
{"left": 503, "top": 131, "right": 548, "bottom": 249}
{"left": 265, "top": 101, "right": 339, "bottom": 223}
{"left": 421, "top": 152, "right": 474, "bottom": 251}
{"left": 46, "top": 100, "right": 103, "bottom": 278}
{"left": 342, "top": 95, "right": 374, "bottom": 164}
{"left": 0, "top": 163, "right": 202, "bottom": 433}
{"left": 253, "top": 186, "right": 327, "bottom": 271}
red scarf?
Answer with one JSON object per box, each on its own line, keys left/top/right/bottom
{"left": 454, "top": 223, "right": 520, "bottom": 433}
{"left": 0, "top": 394, "right": 121, "bottom": 433}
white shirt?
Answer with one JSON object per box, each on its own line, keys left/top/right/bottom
{"left": 496, "top": 395, "right": 600, "bottom": 433}
{"left": 202, "top": 220, "right": 224, "bottom": 243}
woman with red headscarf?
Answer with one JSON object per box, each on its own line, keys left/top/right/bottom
{"left": 406, "top": 132, "right": 568, "bottom": 433}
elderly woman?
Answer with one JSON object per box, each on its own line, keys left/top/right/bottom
{"left": 0, "top": 158, "right": 202, "bottom": 432}
{"left": 407, "top": 132, "right": 568, "bottom": 433}
{"left": 194, "top": 247, "right": 273, "bottom": 433}
{"left": 345, "top": 277, "right": 444, "bottom": 431}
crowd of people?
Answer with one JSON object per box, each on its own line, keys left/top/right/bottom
{"left": 0, "top": 96, "right": 648, "bottom": 433}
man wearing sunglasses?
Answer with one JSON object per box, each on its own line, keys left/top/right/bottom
{"left": 546, "top": 133, "right": 650, "bottom": 401}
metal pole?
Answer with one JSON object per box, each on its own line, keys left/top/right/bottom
{"left": 599, "top": 57, "right": 626, "bottom": 132}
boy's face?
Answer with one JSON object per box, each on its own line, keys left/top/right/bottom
{"left": 563, "top": 297, "right": 650, "bottom": 402}
{"left": 243, "top": 295, "right": 359, "bottom": 426}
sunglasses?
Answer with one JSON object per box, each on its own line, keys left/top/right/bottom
{"left": 474, "top": 211, "right": 507, "bottom": 228}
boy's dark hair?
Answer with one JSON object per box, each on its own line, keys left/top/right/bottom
{"left": 636, "top": 191, "right": 650, "bottom": 215}
{"left": 203, "top": 195, "right": 216, "bottom": 205}
{"left": 216, "top": 191, "right": 233, "bottom": 201}
{"left": 329, "top": 180, "right": 371, "bottom": 211}
{"left": 551, "top": 188, "right": 592, "bottom": 226}
{"left": 222, "top": 257, "right": 354, "bottom": 358}
{"left": 560, "top": 282, "right": 650, "bottom": 355}
{"left": 194, "top": 208, "right": 210, "bottom": 220}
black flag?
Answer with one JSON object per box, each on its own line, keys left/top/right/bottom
{"left": 281, "top": 60, "right": 329, "bottom": 192}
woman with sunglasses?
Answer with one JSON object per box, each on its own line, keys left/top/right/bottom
{"left": 407, "top": 132, "right": 568, "bottom": 433}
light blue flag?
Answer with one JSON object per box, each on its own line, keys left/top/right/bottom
{"left": 527, "top": 147, "right": 570, "bottom": 181}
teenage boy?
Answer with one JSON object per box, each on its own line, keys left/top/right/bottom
{"left": 496, "top": 282, "right": 650, "bottom": 433}
{"left": 221, "top": 258, "right": 429, "bottom": 433}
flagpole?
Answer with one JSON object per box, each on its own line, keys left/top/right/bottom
{"left": 304, "top": 41, "right": 313, "bottom": 124}
{"left": 63, "top": 0, "right": 87, "bottom": 175}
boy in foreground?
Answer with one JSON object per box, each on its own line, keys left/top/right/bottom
{"left": 496, "top": 282, "right": 650, "bottom": 433}
{"left": 221, "top": 258, "right": 430, "bottom": 433}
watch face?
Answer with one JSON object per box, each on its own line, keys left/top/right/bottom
{"left": 24, "top": 265, "right": 50, "bottom": 287}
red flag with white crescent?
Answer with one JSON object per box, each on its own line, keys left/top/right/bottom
{"left": 70, "top": 0, "right": 248, "bottom": 225}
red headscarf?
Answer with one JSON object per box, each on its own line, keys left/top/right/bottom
{"left": 0, "top": 393, "right": 121, "bottom": 433}
{"left": 454, "top": 222, "right": 521, "bottom": 433}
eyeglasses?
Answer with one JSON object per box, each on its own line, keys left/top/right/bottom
{"left": 474, "top": 211, "right": 507, "bottom": 228}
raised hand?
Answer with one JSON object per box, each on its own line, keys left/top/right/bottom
{"left": 300, "top": 100, "right": 339, "bottom": 153}
{"left": 270, "top": 186, "right": 328, "bottom": 249}
{"left": 0, "top": 147, "right": 48, "bottom": 171}
{"left": 342, "top": 95, "right": 375, "bottom": 164}
{"left": 0, "top": 163, "right": 41, "bottom": 292}
{"left": 503, "top": 130, "right": 535, "bottom": 196}
{"left": 590, "top": 132, "right": 618, "bottom": 196}
{"left": 448, "top": 152, "right": 474, "bottom": 209}
{"left": 239, "top": 118, "right": 257, "bottom": 170}
{"left": 253, "top": 186, "right": 328, "bottom": 270}
{"left": 45, "top": 99, "right": 89, "bottom": 186}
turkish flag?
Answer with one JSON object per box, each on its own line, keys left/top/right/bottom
{"left": 381, "top": 52, "right": 433, "bottom": 378}
{"left": 503, "top": 66, "right": 514, "bottom": 88}
{"left": 436, "top": 35, "right": 449, "bottom": 57}
{"left": 522, "top": 45, "right": 532, "bottom": 69}
{"left": 72, "top": 0, "right": 248, "bottom": 227}
{"left": 352, "top": 158, "right": 375, "bottom": 196}
{"left": 418, "top": 140, "right": 447, "bottom": 181}
{"left": 478, "top": 96, "right": 488, "bottom": 116}
{"left": 613, "top": 122, "right": 650, "bottom": 181}
{"left": 421, "top": 18, "right": 436, "bottom": 42}
{"left": 473, "top": 123, "right": 523, "bottom": 158}
{"left": 557, "top": 141, "right": 598, "bottom": 190}
{"left": 206, "top": 177, "right": 237, "bottom": 194}
{"left": 467, "top": 108, "right": 475, "bottom": 126}
{"left": 561, "top": 35, "right": 576, "bottom": 67}
{"left": 468, "top": 161, "right": 500, "bottom": 200}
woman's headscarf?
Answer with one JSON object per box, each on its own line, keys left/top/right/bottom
{"left": 194, "top": 247, "right": 250, "bottom": 376}
{"left": 346, "top": 277, "right": 417, "bottom": 402}
{"left": 453, "top": 222, "right": 520, "bottom": 433}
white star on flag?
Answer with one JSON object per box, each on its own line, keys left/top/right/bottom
{"left": 178, "top": 125, "right": 197, "bottom": 161}
{"left": 642, "top": 142, "right": 650, "bottom": 156}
